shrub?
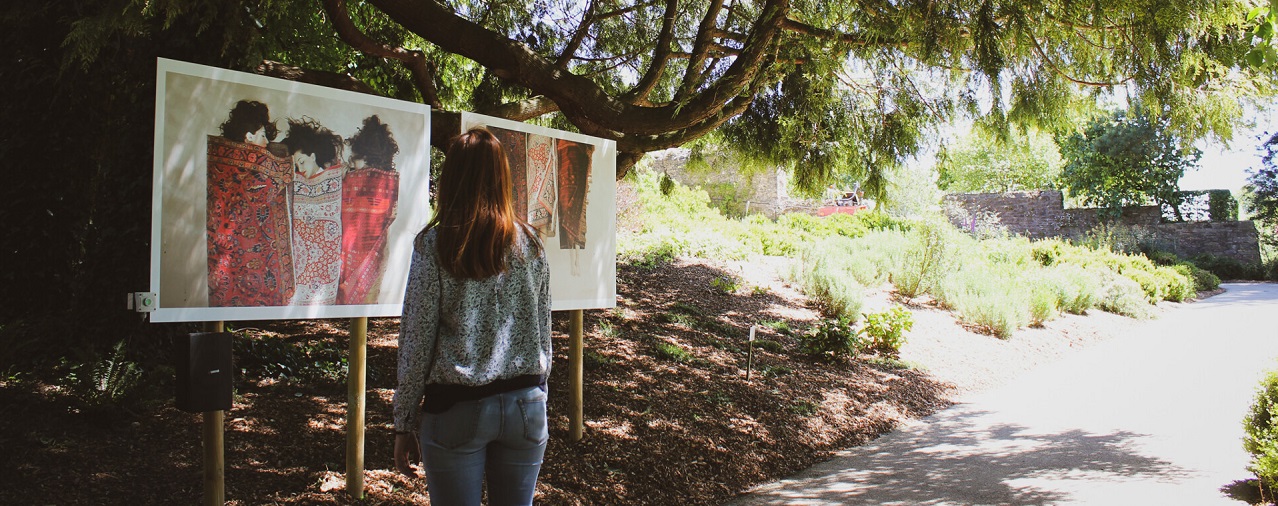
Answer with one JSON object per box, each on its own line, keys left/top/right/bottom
{"left": 1192, "top": 254, "right": 1258, "bottom": 280}
{"left": 1173, "top": 263, "right": 1220, "bottom": 292}
{"left": 1037, "top": 264, "right": 1100, "bottom": 314}
{"left": 793, "top": 243, "right": 866, "bottom": 323}
{"left": 710, "top": 274, "right": 742, "bottom": 294}
{"left": 896, "top": 223, "right": 957, "bottom": 299}
{"left": 1027, "top": 280, "right": 1061, "bottom": 326}
{"left": 861, "top": 306, "right": 914, "bottom": 357}
{"left": 1245, "top": 370, "right": 1278, "bottom": 493}
{"left": 955, "top": 291, "right": 1030, "bottom": 339}
{"left": 1094, "top": 269, "right": 1155, "bottom": 319}
{"left": 799, "top": 318, "right": 863, "bottom": 360}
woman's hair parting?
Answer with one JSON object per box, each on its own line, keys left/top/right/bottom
{"left": 282, "top": 117, "right": 343, "bottom": 167}
{"left": 348, "top": 115, "right": 399, "bottom": 170}
{"left": 218, "top": 100, "right": 277, "bottom": 142}
{"left": 424, "top": 127, "right": 533, "bottom": 279}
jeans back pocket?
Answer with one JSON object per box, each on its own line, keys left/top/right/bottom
{"left": 424, "top": 400, "right": 482, "bottom": 451}
{"left": 518, "top": 396, "right": 549, "bottom": 445}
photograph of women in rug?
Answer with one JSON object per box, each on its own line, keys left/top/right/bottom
{"left": 487, "top": 126, "right": 559, "bottom": 238}
{"left": 338, "top": 115, "right": 400, "bottom": 305}
{"left": 488, "top": 126, "right": 530, "bottom": 219}
{"left": 526, "top": 134, "right": 558, "bottom": 237}
{"left": 206, "top": 100, "right": 296, "bottom": 307}
{"left": 556, "top": 139, "right": 594, "bottom": 250}
{"left": 284, "top": 118, "right": 346, "bottom": 306}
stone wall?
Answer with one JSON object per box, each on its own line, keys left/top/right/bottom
{"left": 1143, "top": 221, "right": 1262, "bottom": 265}
{"left": 943, "top": 190, "right": 1262, "bottom": 264}
{"left": 645, "top": 149, "right": 813, "bottom": 218}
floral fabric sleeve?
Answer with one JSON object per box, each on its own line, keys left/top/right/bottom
{"left": 393, "top": 240, "right": 439, "bottom": 433}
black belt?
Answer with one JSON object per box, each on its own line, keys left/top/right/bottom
{"left": 421, "top": 374, "right": 546, "bottom": 414}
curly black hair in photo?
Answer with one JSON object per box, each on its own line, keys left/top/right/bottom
{"left": 347, "top": 115, "right": 400, "bottom": 171}
{"left": 218, "top": 100, "right": 278, "bottom": 142}
{"left": 282, "top": 117, "right": 343, "bottom": 167}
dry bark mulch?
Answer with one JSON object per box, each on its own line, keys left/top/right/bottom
{"left": 0, "top": 258, "right": 984, "bottom": 505}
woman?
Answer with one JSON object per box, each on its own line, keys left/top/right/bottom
{"left": 394, "top": 128, "right": 553, "bottom": 506}
{"left": 282, "top": 117, "right": 346, "bottom": 306}
{"left": 338, "top": 115, "right": 400, "bottom": 305}
{"left": 206, "top": 100, "right": 294, "bottom": 307}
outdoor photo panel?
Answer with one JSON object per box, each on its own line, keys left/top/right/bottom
{"left": 150, "top": 58, "right": 432, "bottom": 322}
{"left": 460, "top": 113, "right": 617, "bottom": 311}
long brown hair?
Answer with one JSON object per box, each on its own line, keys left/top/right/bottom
{"left": 423, "top": 128, "right": 528, "bottom": 279}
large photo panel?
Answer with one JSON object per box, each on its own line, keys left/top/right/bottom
{"left": 150, "top": 58, "right": 432, "bottom": 322}
{"left": 460, "top": 113, "right": 618, "bottom": 311}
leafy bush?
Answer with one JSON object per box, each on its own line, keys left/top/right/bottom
{"left": 1173, "top": 263, "right": 1220, "bottom": 292}
{"left": 799, "top": 318, "right": 863, "bottom": 360}
{"left": 710, "top": 274, "right": 742, "bottom": 294}
{"left": 1192, "top": 253, "right": 1259, "bottom": 281}
{"left": 1245, "top": 370, "right": 1278, "bottom": 493}
{"left": 1094, "top": 269, "right": 1155, "bottom": 319}
{"left": 861, "top": 306, "right": 914, "bottom": 357}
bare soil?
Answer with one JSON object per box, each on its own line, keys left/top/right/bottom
{"left": 0, "top": 256, "right": 1202, "bottom": 505}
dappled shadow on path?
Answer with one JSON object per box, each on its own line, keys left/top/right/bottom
{"left": 736, "top": 406, "right": 1188, "bottom": 506}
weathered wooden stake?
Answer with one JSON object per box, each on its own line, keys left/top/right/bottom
{"left": 203, "top": 321, "right": 225, "bottom": 506}
{"left": 347, "top": 316, "right": 368, "bottom": 500}
{"left": 569, "top": 309, "right": 584, "bottom": 441}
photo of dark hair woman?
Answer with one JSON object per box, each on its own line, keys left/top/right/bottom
{"left": 283, "top": 117, "right": 346, "bottom": 306}
{"left": 556, "top": 138, "right": 594, "bottom": 250}
{"left": 206, "top": 100, "right": 295, "bottom": 307}
{"left": 218, "top": 100, "right": 278, "bottom": 148}
{"left": 338, "top": 115, "right": 401, "bottom": 305}
{"left": 393, "top": 128, "right": 552, "bottom": 506}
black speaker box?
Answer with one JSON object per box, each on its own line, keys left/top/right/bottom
{"left": 175, "top": 332, "right": 233, "bottom": 413}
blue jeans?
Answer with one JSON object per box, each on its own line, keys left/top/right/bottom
{"left": 418, "top": 385, "right": 548, "bottom": 506}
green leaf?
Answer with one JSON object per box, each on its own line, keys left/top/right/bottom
{"left": 1248, "top": 49, "right": 1267, "bottom": 68}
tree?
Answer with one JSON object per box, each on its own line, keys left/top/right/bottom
{"left": 937, "top": 128, "right": 1064, "bottom": 194}
{"left": 1057, "top": 109, "right": 1202, "bottom": 220}
{"left": 2, "top": 0, "right": 1274, "bottom": 353}
{"left": 1249, "top": 132, "right": 1278, "bottom": 247}
{"left": 59, "top": 0, "right": 1276, "bottom": 183}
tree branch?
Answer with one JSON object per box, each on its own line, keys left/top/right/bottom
{"left": 676, "top": 0, "right": 726, "bottom": 102}
{"left": 479, "top": 95, "right": 560, "bottom": 121}
{"left": 779, "top": 17, "right": 908, "bottom": 47}
{"left": 1026, "top": 27, "right": 1132, "bottom": 87}
{"left": 254, "top": 60, "right": 381, "bottom": 96}
{"left": 623, "top": 0, "right": 680, "bottom": 106}
{"left": 555, "top": 0, "right": 596, "bottom": 69}
{"left": 321, "top": 0, "right": 441, "bottom": 108}
{"left": 367, "top": 0, "right": 790, "bottom": 138}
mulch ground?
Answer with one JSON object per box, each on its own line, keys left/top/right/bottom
{"left": 0, "top": 259, "right": 955, "bottom": 505}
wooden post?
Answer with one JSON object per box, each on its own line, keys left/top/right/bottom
{"left": 569, "top": 309, "right": 584, "bottom": 441}
{"left": 346, "top": 317, "right": 368, "bottom": 500}
{"left": 203, "top": 321, "right": 225, "bottom": 506}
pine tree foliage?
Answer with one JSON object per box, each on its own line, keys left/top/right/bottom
{"left": 55, "top": 0, "right": 1278, "bottom": 183}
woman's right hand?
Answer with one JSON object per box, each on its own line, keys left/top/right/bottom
{"left": 393, "top": 432, "right": 421, "bottom": 477}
